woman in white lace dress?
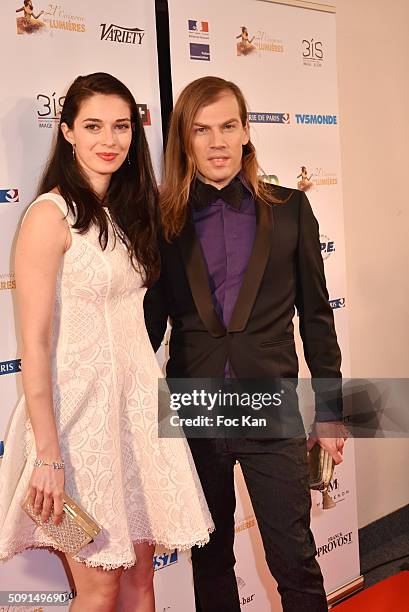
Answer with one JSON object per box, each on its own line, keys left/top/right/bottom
{"left": 0, "top": 73, "right": 213, "bottom": 612}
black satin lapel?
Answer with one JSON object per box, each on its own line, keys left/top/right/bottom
{"left": 177, "top": 221, "right": 226, "bottom": 338}
{"left": 228, "top": 201, "right": 273, "bottom": 332}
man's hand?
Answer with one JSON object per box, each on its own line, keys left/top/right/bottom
{"left": 307, "top": 421, "right": 349, "bottom": 465}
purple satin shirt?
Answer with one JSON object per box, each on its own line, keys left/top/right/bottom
{"left": 191, "top": 177, "right": 256, "bottom": 329}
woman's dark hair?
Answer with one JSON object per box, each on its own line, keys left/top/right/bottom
{"left": 37, "top": 72, "right": 160, "bottom": 287}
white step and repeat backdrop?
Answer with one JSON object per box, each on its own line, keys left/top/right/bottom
{"left": 0, "top": 2, "right": 192, "bottom": 612}
{"left": 167, "top": 0, "right": 360, "bottom": 609}
{"left": 0, "top": 0, "right": 360, "bottom": 610}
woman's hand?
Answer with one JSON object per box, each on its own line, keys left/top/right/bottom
{"left": 28, "top": 463, "right": 65, "bottom": 525}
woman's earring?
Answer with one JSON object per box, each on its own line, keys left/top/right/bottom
{"left": 127, "top": 153, "right": 131, "bottom": 166}
{"left": 72, "top": 145, "right": 76, "bottom": 160}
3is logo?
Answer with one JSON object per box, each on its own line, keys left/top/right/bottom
{"left": 302, "top": 38, "right": 324, "bottom": 65}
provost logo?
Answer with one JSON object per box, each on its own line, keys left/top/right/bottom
{"left": 296, "top": 114, "right": 337, "bottom": 125}
{"left": 320, "top": 234, "right": 335, "bottom": 260}
{"left": 302, "top": 38, "right": 324, "bottom": 67}
{"left": 0, "top": 189, "right": 19, "bottom": 204}
{"left": 153, "top": 549, "right": 178, "bottom": 571}
{"left": 0, "top": 359, "right": 21, "bottom": 376}
{"left": 317, "top": 530, "right": 353, "bottom": 558}
{"left": 100, "top": 23, "right": 145, "bottom": 45}
{"left": 248, "top": 112, "right": 290, "bottom": 124}
{"left": 36, "top": 92, "right": 65, "bottom": 129}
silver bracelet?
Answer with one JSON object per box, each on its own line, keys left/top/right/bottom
{"left": 33, "top": 457, "right": 65, "bottom": 470}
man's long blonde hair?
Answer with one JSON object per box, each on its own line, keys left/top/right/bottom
{"left": 161, "top": 76, "right": 280, "bottom": 241}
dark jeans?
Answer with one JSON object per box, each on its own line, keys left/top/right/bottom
{"left": 189, "top": 437, "right": 328, "bottom": 612}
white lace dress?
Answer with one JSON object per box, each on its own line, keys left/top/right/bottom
{"left": 0, "top": 193, "right": 213, "bottom": 569}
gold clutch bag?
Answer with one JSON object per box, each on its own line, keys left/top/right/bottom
{"left": 308, "top": 445, "right": 336, "bottom": 509}
{"left": 22, "top": 492, "right": 102, "bottom": 555}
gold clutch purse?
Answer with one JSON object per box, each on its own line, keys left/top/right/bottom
{"left": 22, "top": 492, "right": 102, "bottom": 555}
{"left": 308, "top": 445, "right": 336, "bottom": 509}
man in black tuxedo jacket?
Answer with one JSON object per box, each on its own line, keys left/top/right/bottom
{"left": 144, "top": 76, "right": 347, "bottom": 612}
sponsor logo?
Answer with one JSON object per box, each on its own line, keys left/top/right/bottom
{"left": 241, "top": 594, "right": 256, "bottom": 606}
{"left": 100, "top": 24, "right": 145, "bottom": 45}
{"left": 190, "top": 43, "right": 210, "bottom": 61}
{"left": 295, "top": 114, "right": 337, "bottom": 125}
{"left": 137, "top": 104, "right": 151, "bottom": 127}
{"left": 320, "top": 234, "right": 335, "bottom": 260}
{"left": 314, "top": 167, "right": 338, "bottom": 187}
{"left": 330, "top": 297, "right": 346, "bottom": 310}
{"left": 261, "top": 174, "right": 280, "bottom": 185}
{"left": 235, "top": 515, "right": 256, "bottom": 534}
{"left": 0, "top": 441, "right": 4, "bottom": 457}
{"left": 153, "top": 549, "right": 178, "bottom": 571}
{"left": 0, "top": 189, "right": 19, "bottom": 204}
{"left": 0, "top": 359, "right": 21, "bottom": 376}
{"left": 36, "top": 92, "right": 65, "bottom": 128}
{"left": 236, "top": 576, "right": 246, "bottom": 590}
{"left": 236, "top": 26, "right": 284, "bottom": 56}
{"left": 302, "top": 38, "right": 324, "bottom": 67}
{"left": 327, "top": 474, "right": 350, "bottom": 503}
{"left": 248, "top": 112, "right": 290, "bottom": 124}
{"left": 297, "top": 166, "right": 314, "bottom": 192}
{"left": 0, "top": 273, "right": 16, "bottom": 290}
{"left": 16, "top": 3, "right": 86, "bottom": 36}
{"left": 317, "top": 530, "right": 353, "bottom": 558}
{"left": 297, "top": 166, "right": 337, "bottom": 191}
{"left": 188, "top": 20, "right": 209, "bottom": 40}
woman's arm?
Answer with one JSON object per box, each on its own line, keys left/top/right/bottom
{"left": 15, "top": 199, "right": 70, "bottom": 524}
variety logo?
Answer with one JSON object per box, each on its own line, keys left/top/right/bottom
{"left": 0, "top": 273, "right": 16, "bottom": 290}
{"left": 153, "top": 549, "right": 178, "bottom": 571}
{"left": 137, "top": 104, "right": 151, "bottom": 127}
{"left": 16, "top": 3, "right": 86, "bottom": 36}
{"left": 190, "top": 43, "right": 210, "bottom": 61}
{"left": 0, "top": 189, "right": 19, "bottom": 204}
{"left": 36, "top": 92, "right": 65, "bottom": 128}
{"left": 236, "top": 26, "right": 284, "bottom": 56}
{"left": 100, "top": 24, "right": 145, "bottom": 45}
{"left": 330, "top": 297, "right": 346, "bottom": 310}
{"left": 302, "top": 38, "right": 324, "bottom": 67}
{"left": 248, "top": 112, "right": 290, "bottom": 124}
{"left": 295, "top": 114, "right": 337, "bottom": 125}
{"left": 317, "top": 530, "right": 353, "bottom": 558}
{"left": 0, "top": 359, "right": 21, "bottom": 376}
{"left": 320, "top": 234, "right": 336, "bottom": 260}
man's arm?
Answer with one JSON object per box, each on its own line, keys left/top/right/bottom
{"left": 295, "top": 192, "right": 347, "bottom": 461}
{"left": 143, "top": 268, "right": 169, "bottom": 353}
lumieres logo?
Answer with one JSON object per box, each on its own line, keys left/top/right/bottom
{"left": 16, "top": 3, "right": 86, "bottom": 36}
{"left": 0, "top": 273, "right": 16, "bottom": 290}
{"left": 236, "top": 26, "right": 284, "bottom": 56}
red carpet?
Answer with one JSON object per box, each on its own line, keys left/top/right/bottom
{"left": 335, "top": 571, "right": 409, "bottom": 611}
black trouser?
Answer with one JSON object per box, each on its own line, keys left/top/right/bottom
{"left": 189, "top": 437, "right": 328, "bottom": 612}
